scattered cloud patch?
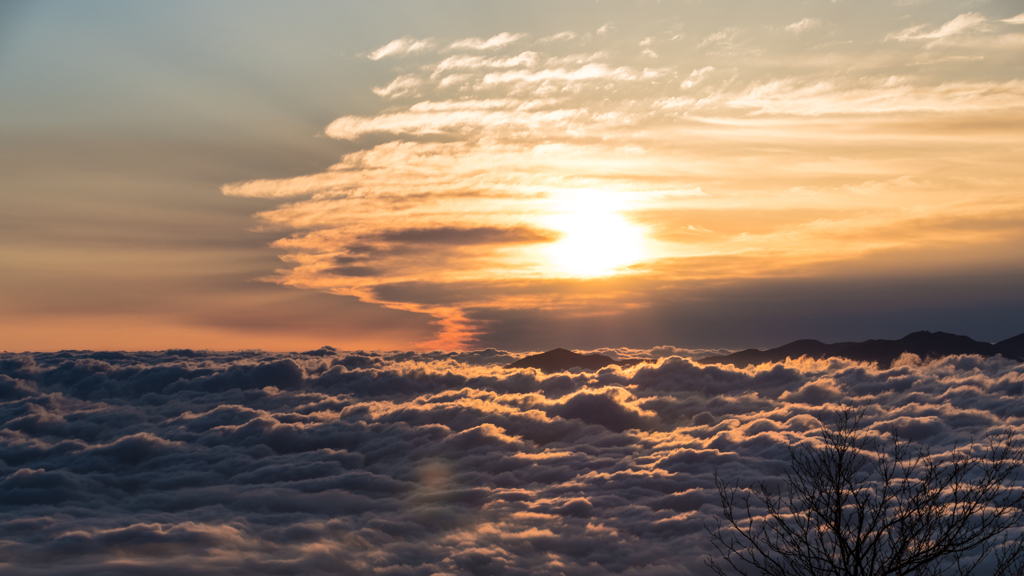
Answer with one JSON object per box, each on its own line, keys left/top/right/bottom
{"left": 450, "top": 32, "right": 525, "bottom": 51}
{"left": 373, "top": 74, "right": 423, "bottom": 99}
{"left": 727, "top": 77, "right": 1024, "bottom": 115}
{"left": 888, "top": 12, "right": 987, "bottom": 42}
{"left": 697, "top": 28, "right": 738, "bottom": 49}
{"left": 539, "top": 31, "right": 577, "bottom": 43}
{"left": 681, "top": 66, "right": 714, "bottom": 89}
{"left": 433, "top": 52, "right": 539, "bottom": 76}
{"left": 785, "top": 18, "right": 821, "bottom": 33}
{"left": 368, "top": 36, "right": 434, "bottom": 60}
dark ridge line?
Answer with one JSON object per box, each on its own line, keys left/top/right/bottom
{"left": 505, "top": 331, "right": 1024, "bottom": 373}
{"left": 698, "top": 330, "right": 1024, "bottom": 369}
{"left": 505, "top": 348, "right": 647, "bottom": 373}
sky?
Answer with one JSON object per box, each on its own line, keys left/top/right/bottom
{"left": 2, "top": 0, "right": 1024, "bottom": 352}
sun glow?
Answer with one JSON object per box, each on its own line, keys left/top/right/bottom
{"left": 544, "top": 203, "right": 647, "bottom": 278}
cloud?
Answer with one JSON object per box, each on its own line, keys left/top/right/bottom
{"left": 680, "top": 66, "right": 714, "bottom": 89}
{"left": 377, "top": 226, "right": 558, "bottom": 245}
{"left": 888, "top": 12, "right": 987, "bottom": 42}
{"left": 2, "top": 349, "right": 1022, "bottom": 574}
{"left": 432, "top": 52, "right": 539, "bottom": 76}
{"left": 368, "top": 36, "right": 434, "bottom": 60}
{"left": 785, "top": 18, "right": 820, "bottom": 33}
{"left": 1004, "top": 13, "right": 1024, "bottom": 25}
{"left": 539, "top": 31, "right": 577, "bottom": 43}
{"left": 449, "top": 32, "right": 525, "bottom": 51}
{"left": 372, "top": 74, "right": 423, "bottom": 99}
{"left": 697, "top": 28, "right": 738, "bottom": 49}
{"left": 479, "top": 62, "right": 643, "bottom": 89}
{"left": 726, "top": 77, "right": 1024, "bottom": 115}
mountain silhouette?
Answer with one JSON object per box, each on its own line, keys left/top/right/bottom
{"left": 506, "top": 348, "right": 647, "bottom": 373}
{"left": 699, "top": 331, "right": 1024, "bottom": 369}
{"left": 996, "top": 332, "right": 1024, "bottom": 360}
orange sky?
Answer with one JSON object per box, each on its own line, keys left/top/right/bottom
{"left": 2, "top": 1, "right": 1023, "bottom": 351}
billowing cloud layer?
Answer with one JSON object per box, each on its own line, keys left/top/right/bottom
{"left": 3, "top": 349, "right": 1023, "bottom": 574}
{"left": 224, "top": 12, "right": 1024, "bottom": 349}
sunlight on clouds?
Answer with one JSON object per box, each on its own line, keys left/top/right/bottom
{"left": 225, "top": 20, "right": 1024, "bottom": 349}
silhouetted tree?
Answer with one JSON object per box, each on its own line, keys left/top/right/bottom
{"left": 706, "top": 409, "right": 1024, "bottom": 576}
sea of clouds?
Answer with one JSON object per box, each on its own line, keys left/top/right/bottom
{"left": 2, "top": 347, "right": 1024, "bottom": 575}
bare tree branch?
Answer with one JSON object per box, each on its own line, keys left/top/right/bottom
{"left": 705, "top": 408, "right": 1024, "bottom": 576}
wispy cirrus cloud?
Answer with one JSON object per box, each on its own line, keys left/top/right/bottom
{"left": 367, "top": 36, "right": 435, "bottom": 60}
{"left": 888, "top": 12, "right": 987, "bottom": 42}
{"left": 785, "top": 18, "right": 821, "bottom": 33}
{"left": 680, "top": 66, "right": 714, "bottom": 89}
{"left": 539, "top": 31, "right": 577, "bottom": 43}
{"left": 886, "top": 12, "right": 1024, "bottom": 49}
{"left": 372, "top": 73, "right": 424, "bottom": 99}
{"left": 449, "top": 32, "right": 525, "bottom": 51}
{"left": 697, "top": 28, "right": 739, "bottom": 49}
{"left": 726, "top": 77, "right": 1024, "bottom": 115}
{"left": 432, "top": 52, "right": 540, "bottom": 76}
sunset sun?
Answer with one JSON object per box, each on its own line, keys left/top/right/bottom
{"left": 545, "top": 210, "right": 647, "bottom": 277}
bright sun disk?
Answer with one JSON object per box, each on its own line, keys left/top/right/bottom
{"left": 545, "top": 210, "right": 646, "bottom": 277}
